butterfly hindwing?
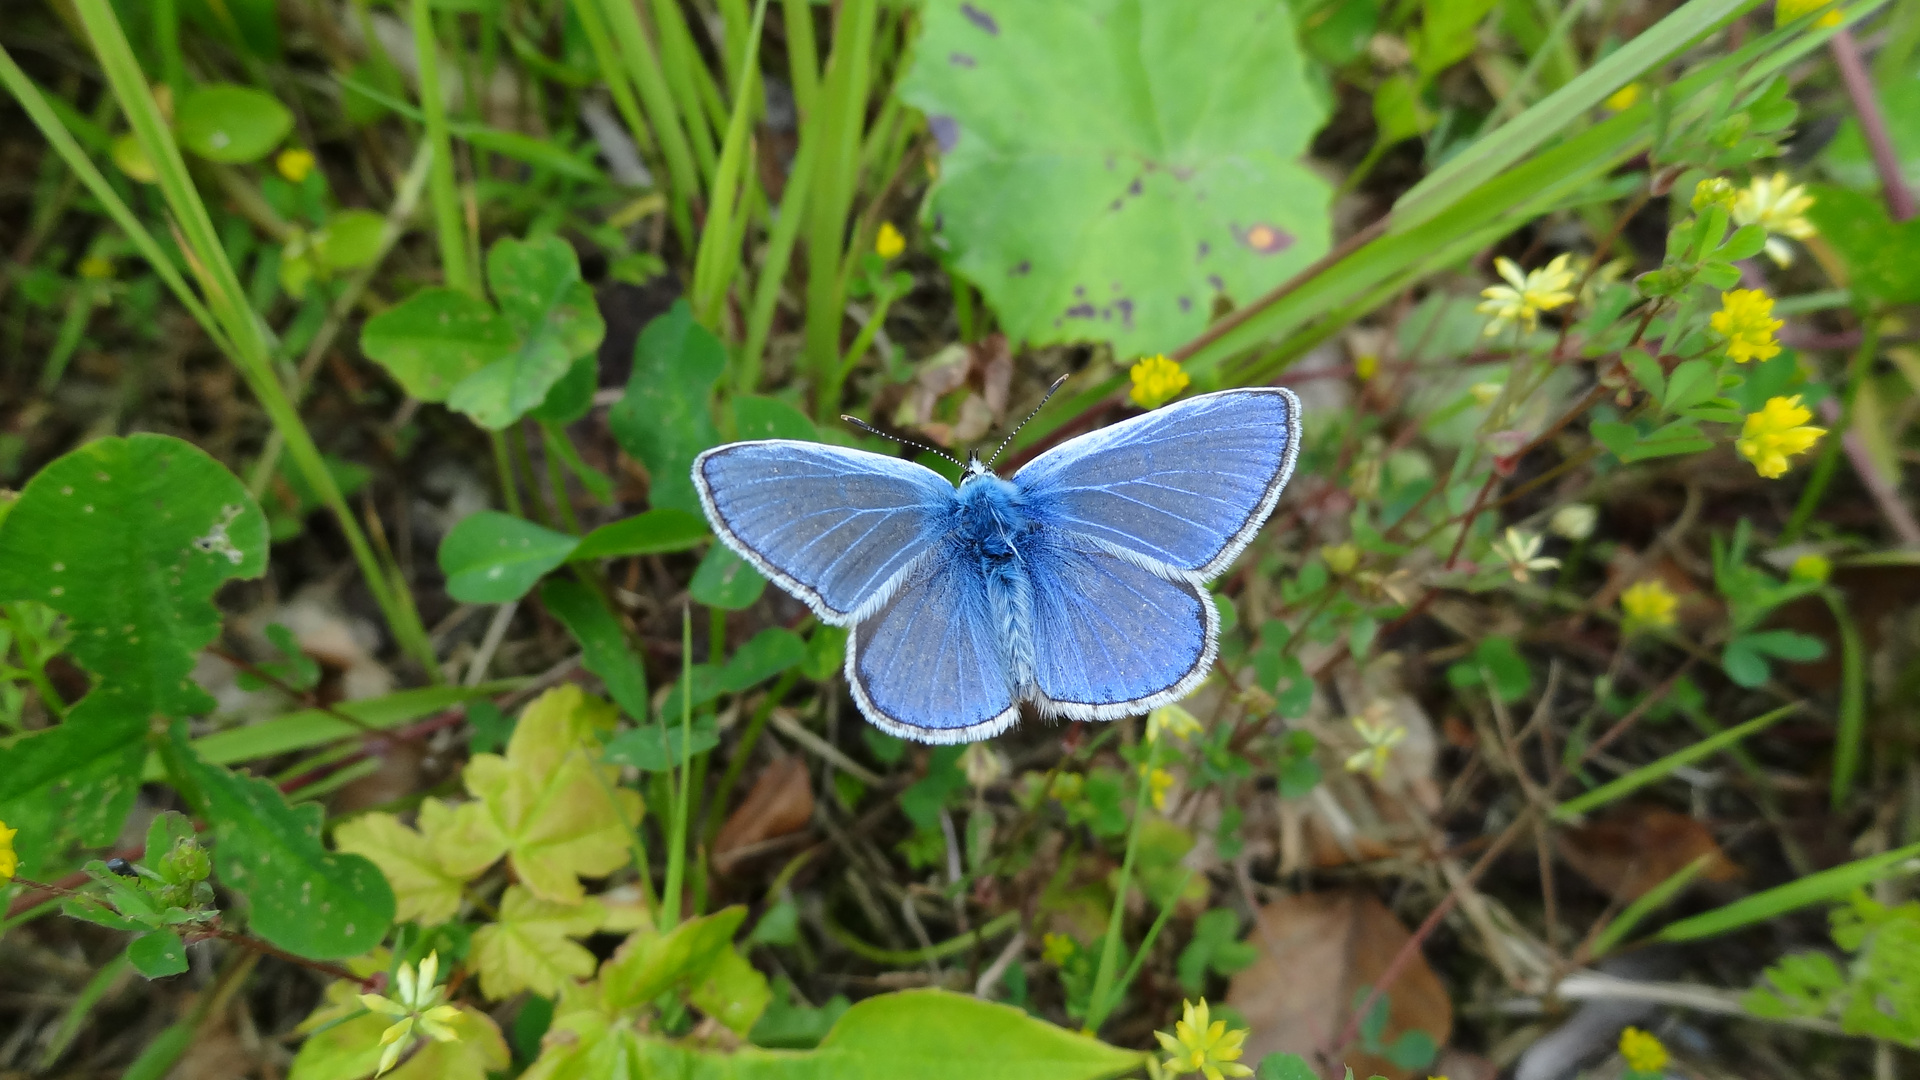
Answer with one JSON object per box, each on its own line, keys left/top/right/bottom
{"left": 1026, "top": 538, "right": 1216, "bottom": 718}
{"left": 1014, "top": 388, "right": 1300, "bottom": 578}
{"left": 846, "top": 547, "right": 1020, "bottom": 743}
{"left": 693, "top": 441, "right": 955, "bottom": 623}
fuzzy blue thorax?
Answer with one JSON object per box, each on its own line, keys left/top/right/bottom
{"left": 951, "top": 469, "right": 1037, "bottom": 690}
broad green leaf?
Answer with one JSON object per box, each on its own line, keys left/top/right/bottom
{"left": 292, "top": 975, "right": 508, "bottom": 1080}
{"left": 572, "top": 509, "right": 712, "bottom": 561}
{"left": 0, "top": 435, "right": 266, "bottom": 874}
{"left": 690, "top": 543, "right": 767, "bottom": 610}
{"left": 601, "top": 906, "right": 750, "bottom": 1010}
{"left": 470, "top": 885, "right": 605, "bottom": 999}
{"left": 608, "top": 300, "right": 725, "bottom": 514}
{"left": 449, "top": 235, "right": 606, "bottom": 429}
{"left": 751, "top": 978, "right": 850, "bottom": 1049}
{"left": 1663, "top": 359, "right": 1720, "bottom": 413}
{"left": 1804, "top": 185, "right": 1920, "bottom": 304}
{"left": 311, "top": 209, "right": 384, "bottom": 270}
{"left": 441, "top": 685, "right": 640, "bottom": 903}
{"left": 529, "top": 355, "right": 598, "bottom": 425}
{"left": 803, "top": 625, "right": 849, "bottom": 682}
{"left": 723, "top": 628, "right": 808, "bottom": 691}
{"left": 332, "top": 800, "right": 472, "bottom": 925}
{"left": 603, "top": 716, "right": 722, "bottom": 771}
{"left": 1302, "top": 0, "right": 1382, "bottom": 66}
{"left": 127, "top": 930, "right": 189, "bottom": 978}
{"left": 528, "top": 988, "right": 1144, "bottom": 1080}
{"left": 360, "top": 288, "right": 516, "bottom": 401}
{"left": 172, "top": 730, "right": 394, "bottom": 958}
{"left": 1723, "top": 629, "right": 1825, "bottom": 688}
{"left": 175, "top": 83, "right": 292, "bottom": 163}
{"left": 1413, "top": 0, "right": 1499, "bottom": 76}
{"left": 178, "top": 683, "right": 516, "bottom": 772}
{"left": 1177, "top": 908, "right": 1258, "bottom": 995}
{"left": 733, "top": 395, "right": 819, "bottom": 441}
{"left": 1372, "top": 75, "right": 1429, "bottom": 147}
{"left": 1258, "top": 1053, "right": 1322, "bottom": 1080}
{"left": 898, "top": 0, "right": 1331, "bottom": 358}
{"left": 1623, "top": 347, "right": 1664, "bottom": 401}
{"left": 439, "top": 511, "right": 580, "bottom": 603}
{"left": 690, "top": 946, "right": 773, "bottom": 1035}
{"left": 541, "top": 578, "right": 649, "bottom": 720}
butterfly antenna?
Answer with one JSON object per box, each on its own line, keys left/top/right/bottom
{"left": 984, "top": 374, "right": 1070, "bottom": 469}
{"left": 840, "top": 414, "right": 965, "bottom": 468}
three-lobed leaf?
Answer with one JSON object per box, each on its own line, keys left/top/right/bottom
{"left": 448, "top": 236, "right": 606, "bottom": 429}
{"left": 608, "top": 300, "right": 726, "bottom": 514}
{"left": 332, "top": 800, "right": 472, "bottom": 926}
{"left": 470, "top": 885, "right": 606, "bottom": 999}
{"left": 439, "top": 511, "right": 579, "bottom": 603}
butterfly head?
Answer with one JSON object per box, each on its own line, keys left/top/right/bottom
{"left": 961, "top": 450, "right": 997, "bottom": 483}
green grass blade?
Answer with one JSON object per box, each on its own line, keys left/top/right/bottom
{"left": 692, "top": 0, "right": 773, "bottom": 329}
{"left": 1655, "top": 842, "right": 1920, "bottom": 943}
{"left": 410, "top": 0, "right": 475, "bottom": 296}
{"left": 1589, "top": 853, "right": 1721, "bottom": 958}
{"left": 1554, "top": 703, "right": 1800, "bottom": 820}
{"left": 1824, "top": 589, "right": 1867, "bottom": 809}
{"left": 596, "top": 0, "right": 702, "bottom": 244}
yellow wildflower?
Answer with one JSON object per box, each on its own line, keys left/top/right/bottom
{"left": 1344, "top": 705, "right": 1407, "bottom": 780}
{"left": 1322, "top": 542, "right": 1360, "bottom": 576}
{"left": 1041, "top": 932, "right": 1076, "bottom": 966}
{"left": 276, "top": 148, "right": 316, "bottom": 184}
{"left": 1140, "top": 766, "right": 1176, "bottom": 810}
{"left": 1618, "top": 1026, "right": 1670, "bottom": 1073}
{"left": 1354, "top": 352, "right": 1379, "bottom": 381}
{"left": 1710, "top": 289, "right": 1783, "bottom": 364}
{"left": 0, "top": 820, "right": 16, "bottom": 880}
{"left": 1620, "top": 580, "right": 1679, "bottom": 634}
{"left": 1733, "top": 172, "right": 1817, "bottom": 266}
{"left": 875, "top": 222, "right": 905, "bottom": 259}
{"left": 1477, "top": 253, "right": 1575, "bottom": 336}
{"left": 1776, "top": 0, "right": 1843, "bottom": 28}
{"left": 359, "top": 951, "right": 463, "bottom": 1076}
{"left": 1495, "top": 528, "right": 1561, "bottom": 583}
{"left": 1604, "top": 82, "right": 1643, "bottom": 111}
{"left": 1147, "top": 704, "right": 1203, "bottom": 744}
{"left": 1156, "top": 999, "right": 1253, "bottom": 1080}
{"left": 78, "top": 255, "right": 114, "bottom": 280}
{"left": 1789, "top": 553, "right": 1831, "bottom": 583}
{"left": 1129, "top": 354, "right": 1190, "bottom": 409}
{"left": 1737, "top": 395, "right": 1826, "bottom": 478}
{"left": 1692, "top": 177, "right": 1737, "bottom": 213}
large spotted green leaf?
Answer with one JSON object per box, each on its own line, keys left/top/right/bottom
{"left": 0, "top": 435, "right": 266, "bottom": 875}
{"left": 898, "top": 0, "right": 1332, "bottom": 360}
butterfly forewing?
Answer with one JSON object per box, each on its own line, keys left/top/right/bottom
{"left": 693, "top": 441, "right": 955, "bottom": 622}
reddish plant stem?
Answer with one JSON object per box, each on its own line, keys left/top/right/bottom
{"left": 1830, "top": 28, "right": 1916, "bottom": 221}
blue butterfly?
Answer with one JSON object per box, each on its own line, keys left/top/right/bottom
{"left": 692, "top": 386, "right": 1301, "bottom": 744}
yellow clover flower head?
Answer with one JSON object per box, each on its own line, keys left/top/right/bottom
{"left": 1141, "top": 765, "right": 1176, "bottom": 810}
{"left": 1155, "top": 999, "right": 1253, "bottom": 1080}
{"left": 1129, "top": 354, "right": 1190, "bottom": 409}
{"left": 1354, "top": 352, "right": 1380, "bottom": 381}
{"left": 1042, "top": 932, "right": 1077, "bottom": 966}
{"left": 1620, "top": 580, "right": 1679, "bottom": 634}
{"left": 1147, "top": 703, "right": 1203, "bottom": 744}
{"left": 1776, "top": 0, "right": 1843, "bottom": 28}
{"left": 358, "top": 951, "right": 464, "bottom": 1076}
{"left": 1618, "top": 1026, "right": 1670, "bottom": 1073}
{"left": 1477, "top": 253, "right": 1575, "bottom": 336}
{"left": 0, "top": 819, "right": 17, "bottom": 881}
{"left": 1790, "top": 552, "right": 1831, "bottom": 583}
{"left": 78, "top": 255, "right": 115, "bottom": 281}
{"left": 1737, "top": 395, "right": 1826, "bottom": 478}
{"left": 1691, "top": 177, "right": 1736, "bottom": 213}
{"left": 1733, "top": 172, "right": 1817, "bottom": 266}
{"left": 1322, "top": 542, "right": 1361, "bottom": 576}
{"left": 1710, "top": 289, "right": 1783, "bottom": 364}
{"left": 276, "top": 147, "right": 316, "bottom": 184}
{"left": 1603, "top": 82, "right": 1643, "bottom": 112}
{"left": 875, "top": 221, "right": 906, "bottom": 260}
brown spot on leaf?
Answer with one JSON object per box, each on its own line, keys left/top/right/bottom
{"left": 1241, "top": 222, "right": 1295, "bottom": 255}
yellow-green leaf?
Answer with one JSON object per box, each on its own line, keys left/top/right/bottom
{"left": 469, "top": 884, "right": 605, "bottom": 1000}
{"left": 290, "top": 989, "right": 506, "bottom": 1080}
{"left": 332, "top": 802, "right": 470, "bottom": 926}
{"left": 455, "top": 684, "right": 640, "bottom": 903}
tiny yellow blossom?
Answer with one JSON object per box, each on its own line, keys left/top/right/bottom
{"left": 1477, "top": 253, "right": 1576, "bottom": 336}
{"left": 1147, "top": 704, "right": 1203, "bottom": 744}
{"left": 78, "top": 255, "right": 114, "bottom": 281}
{"left": 1692, "top": 177, "right": 1737, "bottom": 213}
{"left": 1733, "top": 172, "right": 1817, "bottom": 266}
{"left": 1495, "top": 528, "right": 1561, "bottom": 583}
{"left": 1042, "top": 932, "right": 1077, "bottom": 966}
{"left": 1156, "top": 999, "right": 1254, "bottom": 1080}
{"left": 1354, "top": 352, "right": 1379, "bottom": 381}
{"left": 1790, "top": 553, "right": 1831, "bottom": 583}
{"left": 1322, "top": 542, "right": 1361, "bottom": 576}
{"left": 1776, "top": 0, "right": 1843, "bottom": 28}
{"left": 1620, "top": 580, "right": 1679, "bottom": 634}
{"left": 0, "top": 820, "right": 17, "bottom": 881}
{"left": 276, "top": 148, "right": 316, "bottom": 184}
{"left": 1344, "top": 706, "right": 1407, "bottom": 780}
{"left": 1604, "top": 82, "right": 1643, "bottom": 111}
{"left": 358, "top": 951, "right": 463, "bottom": 1076}
{"left": 1141, "top": 766, "right": 1176, "bottom": 810}
{"left": 1710, "top": 289, "right": 1783, "bottom": 364}
{"left": 1618, "top": 1026, "right": 1670, "bottom": 1073}
{"left": 875, "top": 222, "right": 905, "bottom": 259}
{"left": 1129, "top": 354, "right": 1190, "bottom": 409}
{"left": 1737, "top": 395, "right": 1826, "bottom": 478}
